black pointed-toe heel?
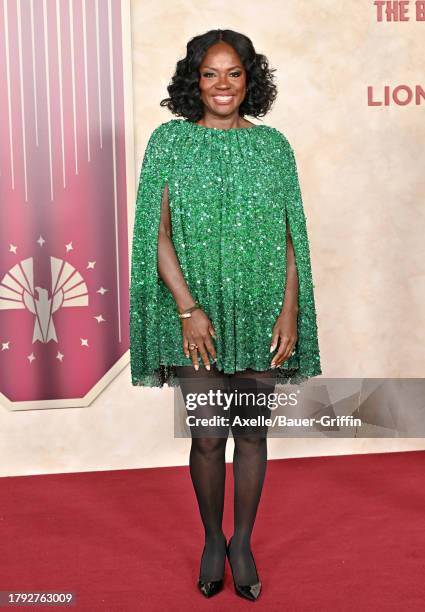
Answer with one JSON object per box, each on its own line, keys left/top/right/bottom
{"left": 197, "top": 576, "right": 224, "bottom": 598}
{"left": 197, "top": 544, "right": 224, "bottom": 598}
{"left": 226, "top": 537, "right": 262, "bottom": 602}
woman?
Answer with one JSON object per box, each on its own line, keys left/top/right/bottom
{"left": 130, "top": 29, "right": 322, "bottom": 601}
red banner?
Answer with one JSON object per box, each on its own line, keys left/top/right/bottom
{"left": 0, "top": 0, "right": 131, "bottom": 406}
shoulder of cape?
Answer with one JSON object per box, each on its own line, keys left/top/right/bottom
{"left": 146, "top": 119, "right": 183, "bottom": 147}
{"left": 268, "top": 127, "right": 299, "bottom": 168}
{"left": 141, "top": 120, "right": 185, "bottom": 171}
{"left": 266, "top": 125, "right": 293, "bottom": 152}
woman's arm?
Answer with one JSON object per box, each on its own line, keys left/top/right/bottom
{"left": 157, "top": 183, "right": 196, "bottom": 313}
{"left": 269, "top": 224, "right": 299, "bottom": 366}
{"left": 281, "top": 224, "right": 299, "bottom": 316}
{"left": 157, "top": 184, "right": 217, "bottom": 369}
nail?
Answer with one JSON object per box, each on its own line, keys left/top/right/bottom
{"left": 206, "top": 365, "right": 210, "bottom": 370}
{"left": 270, "top": 363, "right": 276, "bottom": 369}
{"left": 270, "top": 345, "right": 275, "bottom": 352}
{"left": 194, "top": 364, "right": 199, "bottom": 371}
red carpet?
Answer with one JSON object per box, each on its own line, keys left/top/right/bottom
{"left": 1, "top": 450, "right": 425, "bottom": 611}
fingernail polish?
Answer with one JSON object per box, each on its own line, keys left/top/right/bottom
{"left": 271, "top": 363, "right": 276, "bottom": 369}
{"left": 206, "top": 365, "right": 210, "bottom": 370}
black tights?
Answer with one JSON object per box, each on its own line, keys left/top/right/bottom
{"left": 176, "top": 364, "right": 278, "bottom": 584}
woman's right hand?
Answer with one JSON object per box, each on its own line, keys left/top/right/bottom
{"left": 181, "top": 309, "right": 217, "bottom": 370}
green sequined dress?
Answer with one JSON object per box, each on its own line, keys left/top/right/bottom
{"left": 130, "top": 118, "right": 322, "bottom": 388}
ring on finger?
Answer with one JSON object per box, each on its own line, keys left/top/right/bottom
{"left": 189, "top": 343, "right": 198, "bottom": 350}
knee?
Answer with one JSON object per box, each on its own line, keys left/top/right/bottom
{"left": 233, "top": 435, "right": 267, "bottom": 454}
{"left": 191, "top": 437, "right": 227, "bottom": 457}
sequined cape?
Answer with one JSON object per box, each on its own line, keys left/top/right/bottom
{"left": 130, "top": 118, "right": 322, "bottom": 388}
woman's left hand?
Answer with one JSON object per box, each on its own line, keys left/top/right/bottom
{"left": 269, "top": 308, "right": 298, "bottom": 368}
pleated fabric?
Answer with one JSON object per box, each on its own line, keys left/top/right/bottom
{"left": 130, "top": 119, "right": 322, "bottom": 388}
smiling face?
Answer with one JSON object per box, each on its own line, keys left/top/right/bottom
{"left": 198, "top": 41, "right": 247, "bottom": 120}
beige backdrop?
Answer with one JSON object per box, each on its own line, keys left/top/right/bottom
{"left": 1, "top": 0, "right": 424, "bottom": 476}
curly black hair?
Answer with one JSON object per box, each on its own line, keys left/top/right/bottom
{"left": 160, "top": 29, "right": 277, "bottom": 122}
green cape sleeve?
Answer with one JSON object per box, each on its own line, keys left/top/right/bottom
{"left": 129, "top": 123, "right": 179, "bottom": 387}
{"left": 280, "top": 135, "right": 322, "bottom": 381}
